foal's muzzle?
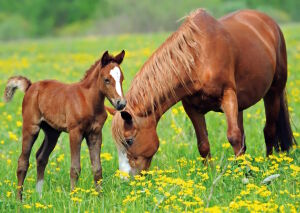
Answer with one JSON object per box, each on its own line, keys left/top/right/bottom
{"left": 112, "top": 99, "right": 126, "bottom": 111}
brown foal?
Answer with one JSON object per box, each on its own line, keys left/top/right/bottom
{"left": 4, "top": 50, "right": 126, "bottom": 200}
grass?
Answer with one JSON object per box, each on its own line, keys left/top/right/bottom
{"left": 0, "top": 25, "right": 299, "bottom": 212}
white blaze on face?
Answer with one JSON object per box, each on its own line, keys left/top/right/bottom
{"left": 118, "top": 149, "right": 132, "bottom": 177}
{"left": 110, "top": 67, "right": 123, "bottom": 97}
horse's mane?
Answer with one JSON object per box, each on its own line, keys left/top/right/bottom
{"left": 126, "top": 9, "right": 204, "bottom": 116}
{"left": 81, "top": 58, "right": 101, "bottom": 81}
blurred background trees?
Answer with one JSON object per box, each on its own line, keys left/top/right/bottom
{"left": 0, "top": 0, "right": 299, "bottom": 40}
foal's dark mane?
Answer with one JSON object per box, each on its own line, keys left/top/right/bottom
{"left": 81, "top": 59, "right": 101, "bottom": 81}
{"left": 125, "top": 9, "right": 204, "bottom": 116}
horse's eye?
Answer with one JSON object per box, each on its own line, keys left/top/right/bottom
{"left": 104, "top": 79, "right": 110, "bottom": 84}
{"left": 126, "top": 138, "right": 133, "bottom": 146}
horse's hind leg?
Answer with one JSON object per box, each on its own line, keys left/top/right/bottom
{"left": 182, "top": 100, "right": 211, "bottom": 160}
{"left": 263, "top": 91, "right": 281, "bottom": 155}
{"left": 35, "top": 123, "right": 60, "bottom": 197}
{"left": 238, "top": 111, "right": 246, "bottom": 153}
{"left": 17, "top": 120, "right": 40, "bottom": 200}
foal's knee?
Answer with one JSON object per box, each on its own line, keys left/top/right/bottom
{"left": 17, "top": 155, "right": 29, "bottom": 172}
{"left": 92, "top": 167, "right": 102, "bottom": 182}
{"left": 70, "top": 167, "right": 81, "bottom": 179}
{"left": 36, "top": 155, "right": 48, "bottom": 169}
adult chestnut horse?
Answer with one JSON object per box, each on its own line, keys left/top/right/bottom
{"left": 109, "top": 9, "right": 296, "bottom": 175}
{"left": 4, "top": 50, "right": 126, "bottom": 200}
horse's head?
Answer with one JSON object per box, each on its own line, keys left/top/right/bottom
{"left": 99, "top": 50, "right": 126, "bottom": 110}
{"left": 110, "top": 108, "right": 159, "bottom": 176}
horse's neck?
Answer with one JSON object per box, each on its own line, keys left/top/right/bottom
{"left": 128, "top": 74, "right": 196, "bottom": 121}
{"left": 154, "top": 84, "right": 193, "bottom": 120}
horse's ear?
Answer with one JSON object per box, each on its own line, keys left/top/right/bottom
{"left": 114, "top": 50, "right": 125, "bottom": 65}
{"left": 121, "top": 110, "right": 132, "bottom": 124}
{"left": 105, "top": 106, "right": 116, "bottom": 115}
{"left": 101, "top": 50, "right": 111, "bottom": 67}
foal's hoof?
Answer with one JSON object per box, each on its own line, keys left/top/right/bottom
{"left": 16, "top": 192, "right": 22, "bottom": 201}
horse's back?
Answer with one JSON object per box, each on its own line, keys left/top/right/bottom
{"left": 219, "top": 10, "right": 286, "bottom": 109}
{"left": 23, "top": 80, "right": 80, "bottom": 130}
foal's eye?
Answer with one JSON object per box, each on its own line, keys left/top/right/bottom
{"left": 125, "top": 138, "right": 133, "bottom": 146}
{"left": 104, "top": 79, "right": 110, "bottom": 84}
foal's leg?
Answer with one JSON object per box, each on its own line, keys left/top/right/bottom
{"left": 263, "top": 91, "right": 280, "bottom": 156}
{"left": 182, "top": 100, "right": 211, "bottom": 159}
{"left": 35, "top": 124, "right": 60, "bottom": 197}
{"left": 17, "top": 122, "right": 40, "bottom": 200}
{"left": 69, "top": 128, "right": 83, "bottom": 190}
{"left": 238, "top": 111, "right": 246, "bottom": 153}
{"left": 221, "top": 89, "right": 244, "bottom": 156}
{"left": 86, "top": 132, "right": 102, "bottom": 191}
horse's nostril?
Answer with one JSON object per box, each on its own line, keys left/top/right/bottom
{"left": 116, "top": 100, "right": 121, "bottom": 105}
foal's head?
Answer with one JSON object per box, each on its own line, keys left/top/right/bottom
{"left": 98, "top": 50, "right": 126, "bottom": 110}
{"left": 110, "top": 109, "right": 159, "bottom": 176}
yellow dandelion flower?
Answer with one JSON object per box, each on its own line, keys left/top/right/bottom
{"left": 16, "top": 121, "right": 22, "bottom": 127}
{"left": 7, "top": 114, "right": 12, "bottom": 121}
{"left": 101, "top": 153, "right": 113, "bottom": 161}
{"left": 71, "top": 197, "right": 82, "bottom": 202}
{"left": 222, "top": 143, "right": 231, "bottom": 148}
{"left": 23, "top": 204, "right": 32, "bottom": 209}
{"left": 6, "top": 191, "right": 12, "bottom": 197}
{"left": 35, "top": 202, "right": 45, "bottom": 208}
{"left": 57, "top": 154, "right": 64, "bottom": 162}
{"left": 7, "top": 159, "right": 11, "bottom": 165}
{"left": 8, "top": 132, "right": 18, "bottom": 141}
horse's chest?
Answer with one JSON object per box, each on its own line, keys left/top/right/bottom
{"left": 185, "top": 90, "right": 222, "bottom": 113}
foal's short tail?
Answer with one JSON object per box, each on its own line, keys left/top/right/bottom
{"left": 3, "top": 76, "right": 31, "bottom": 102}
{"left": 275, "top": 91, "right": 297, "bottom": 152}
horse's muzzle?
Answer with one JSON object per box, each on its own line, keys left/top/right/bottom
{"left": 113, "top": 99, "right": 126, "bottom": 111}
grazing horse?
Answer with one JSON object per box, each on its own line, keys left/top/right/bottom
{"left": 4, "top": 50, "right": 126, "bottom": 200}
{"left": 109, "top": 9, "right": 296, "bottom": 176}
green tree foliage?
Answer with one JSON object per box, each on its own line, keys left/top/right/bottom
{"left": 0, "top": 0, "right": 104, "bottom": 38}
{"left": 0, "top": 0, "right": 299, "bottom": 39}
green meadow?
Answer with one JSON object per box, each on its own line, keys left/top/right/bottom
{"left": 0, "top": 25, "right": 299, "bottom": 212}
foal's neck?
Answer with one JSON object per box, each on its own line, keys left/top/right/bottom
{"left": 80, "top": 67, "right": 105, "bottom": 109}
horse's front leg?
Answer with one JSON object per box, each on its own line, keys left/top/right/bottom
{"left": 221, "top": 89, "right": 245, "bottom": 156}
{"left": 69, "top": 128, "right": 83, "bottom": 190}
{"left": 86, "top": 131, "right": 102, "bottom": 192}
{"left": 182, "top": 99, "right": 211, "bottom": 160}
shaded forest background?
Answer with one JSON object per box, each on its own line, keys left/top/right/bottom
{"left": 0, "top": 0, "right": 299, "bottom": 40}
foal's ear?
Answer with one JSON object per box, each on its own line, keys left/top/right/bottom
{"left": 114, "top": 50, "right": 125, "bottom": 65}
{"left": 101, "top": 50, "right": 112, "bottom": 67}
{"left": 105, "top": 106, "right": 116, "bottom": 115}
{"left": 121, "top": 110, "right": 132, "bottom": 125}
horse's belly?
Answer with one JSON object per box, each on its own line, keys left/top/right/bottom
{"left": 236, "top": 67, "right": 274, "bottom": 110}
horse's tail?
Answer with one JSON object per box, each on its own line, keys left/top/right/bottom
{"left": 275, "top": 90, "right": 297, "bottom": 152}
{"left": 3, "top": 76, "right": 31, "bottom": 102}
